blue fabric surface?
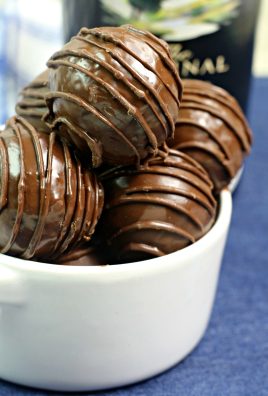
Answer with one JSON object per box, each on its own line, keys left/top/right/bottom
{"left": 0, "top": 77, "right": 267, "bottom": 396}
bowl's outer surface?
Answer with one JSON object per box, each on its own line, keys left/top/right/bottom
{"left": 0, "top": 190, "right": 232, "bottom": 391}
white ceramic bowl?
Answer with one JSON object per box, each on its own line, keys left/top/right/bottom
{"left": 0, "top": 190, "right": 232, "bottom": 392}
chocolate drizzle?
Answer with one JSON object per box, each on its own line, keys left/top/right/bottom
{"left": 0, "top": 116, "right": 104, "bottom": 260}
{"left": 97, "top": 149, "right": 217, "bottom": 264}
{"left": 15, "top": 70, "right": 50, "bottom": 133}
{"left": 45, "top": 25, "right": 182, "bottom": 167}
{"left": 170, "top": 79, "right": 252, "bottom": 192}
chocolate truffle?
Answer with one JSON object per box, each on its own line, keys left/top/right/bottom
{"left": 55, "top": 244, "right": 107, "bottom": 266}
{"left": 97, "top": 150, "right": 217, "bottom": 264}
{"left": 45, "top": 25, "right": 182, "bottom": 167}
{"left": 0, "top": 116, "right": 104, "bottom": 261}
{"left": 169, "top": 79, "right": 252, "bottom": 192}
{"left": 15, "top": 69, "right": 50, "bottom": 133}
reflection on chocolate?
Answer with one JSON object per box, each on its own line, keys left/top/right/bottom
{"left": 0, "top": 116, "right": 104, "bottom": 261}
{"left": 45, "top": 25, "right": 182, "bottom": 167}
{"left": 15, "top": 70, "right": 50, "bottom": 133}
{"left": 97, "top": 150, "right": 217, "bottom": 264}
{"left": 55, "top": 244, "right": 107, "bottom": 266}
{"left": 169, "top": 79, "right": 252, "bottom": 193}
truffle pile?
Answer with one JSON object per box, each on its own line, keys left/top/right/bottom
{"left": 96, "top": 150, "right": 216, "bottom": 263}
{"left": 0, "top": 25, "right": 252, "bottom": 266}
{"left": 0, "top": 116, "right": 103, "bottom": 261}
{"left": 45, "top": 25, "right": 183, "bottom": 167}
{"left": 169, "top": 79, "right": 252, "bottom": 192}
{"left": 15, "top": 69, "right": 50, "bottom": 133}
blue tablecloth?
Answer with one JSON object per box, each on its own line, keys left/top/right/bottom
{"left": 0, "top": 78, "right": 267, "bottom": 396}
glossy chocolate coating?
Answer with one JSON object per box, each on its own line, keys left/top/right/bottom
{"left": 0, "top": 116, "right": 104, "bottom": 261}
{"left": 97, "top": 150, "right": 217, "bottom": 264}
{"left": 55, "top": 244, "right": 107, "bottom": 266}
{"left": 45, "top": 25, "right": 182, "bottom": 167}
{"left": 169, "top": 79, "right": 252, "bottom": 193}
{"left": 15, "top": 70, "right": 50, "bottom": 133}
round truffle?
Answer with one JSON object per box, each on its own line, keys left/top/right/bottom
{"left": 0, "top": 116, "right": 104, "bottom": 261}
{"left": 97, "top": 150, "right": 217, "bottom": 264}
{"left": 54, "top": 244, "right": 107, "bottom": 266}
{"left": 45, "top": 25, "right": 182, "bottom": 167}
{"left": 169, "top": 79, "right": 252, "bottom": 192}
{"left": 15, "top": 70, "right": 50, "bottom": 133}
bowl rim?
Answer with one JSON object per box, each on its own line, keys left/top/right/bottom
{"left": 0, "top": 190, "right": 232, "bottom": 278}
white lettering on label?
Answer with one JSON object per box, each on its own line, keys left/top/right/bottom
{"left": 170, "top": 44, "right": 230, "bottom": 77}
